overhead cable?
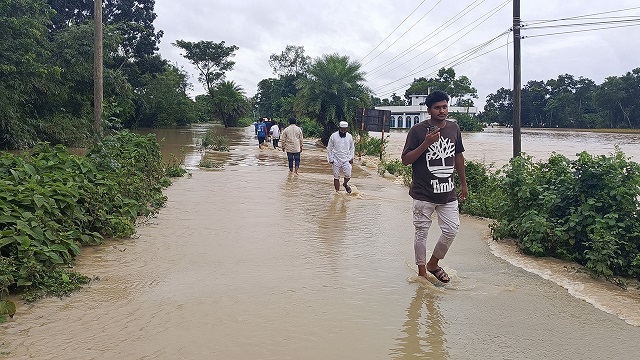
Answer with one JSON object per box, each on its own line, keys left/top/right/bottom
{"left": 359, "top": 0, "right": 428, "bottom": 64}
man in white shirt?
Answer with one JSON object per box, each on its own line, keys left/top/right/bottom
{"left": 270, "top": 120, "right": 280, "bottom": 149}
{"left": 327, "top": 121, "right": 355, "bottom": 193}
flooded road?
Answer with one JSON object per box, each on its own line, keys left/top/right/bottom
{"left": 1, "top": 125, "right": 640, "bottom": 359}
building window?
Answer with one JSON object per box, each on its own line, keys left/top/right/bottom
{"left": 398, "top": 116, "right": 403, "bottom": 128}
{"left": 390, "top": 116, "right": 396, "bottom": 128}
{"left": 406, "top": 117, "right": 411, "bottom": 128}
{"left": 414, "top": 116, "right": 420, "bottom": 126}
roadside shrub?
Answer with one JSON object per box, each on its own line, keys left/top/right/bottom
{"left": 378, "top": 159, "right": 412, "bottom": 186}
{"left": 490, "top": 148, "right": 640, "bottom": 279}
{"left": 0, "top": 131, "right": 171, "bottom": 305}
{"left": 356, "top": 132, "right": 389, "bottom": 158}
{"left": 201, "top": 130, "right": 230, "bottom": 151}
{"left": 165, "top": 153, "right": 187, "bottom": 178}
{"left": 199, "top": 158, "right": 223, "bottom": 169}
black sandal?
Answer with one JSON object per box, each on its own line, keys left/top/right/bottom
{"left": 428, "top": 267, "right": 450, "bottom": 283}
{"left": 343, "top": 184, "right": 352, "bottom": 194}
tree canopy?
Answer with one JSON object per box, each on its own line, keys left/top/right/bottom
{"left": 173, "top": 40, "right": 239, "bottom": 94}
{"left": 295, "top": 53, "right": 370, "bottom": 145}
{"left": 481, "top": 70, "right": 640, "bottom": 129}
{"left": 405, "top": 67, "right": 478, "bottom": 106}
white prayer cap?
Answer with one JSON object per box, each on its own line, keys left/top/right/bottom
{"left": 339, "top": 121, "right": 348, "bottom": 128}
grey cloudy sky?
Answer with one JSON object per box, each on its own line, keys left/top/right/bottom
{"left": 153, "top": 0, "right": 640, "bottom": 109}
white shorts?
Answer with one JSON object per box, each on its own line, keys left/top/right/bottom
{"left": 332, "top": 160, "right": 352, "bottom": 179}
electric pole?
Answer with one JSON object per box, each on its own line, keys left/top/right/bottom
{"left": 94, "top": 0, "right": 104, "bottom": 136}
{"left": 512, "top": 0, "right": 522, "bottom": 157}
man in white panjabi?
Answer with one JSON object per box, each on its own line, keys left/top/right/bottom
{"left": 327, "top": 121, "right": 355, "bottom": 193}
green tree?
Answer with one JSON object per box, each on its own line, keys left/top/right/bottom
{"left": 595, "top": 68, "right": 640, "bottom": 129}
{"left": 268, "top": 45, "right": 311, "bottom": 77}
{"left": 173, "top": 40, "right": 239, "bottom": 95}
{"left": 294, "top": 54, "right": 370, "bottom": 145}
{"left": 211, "top": 81, "right": 250, "bottom": 128}
{"left": 47, "top": 0, "right": 165, "bottom": 88}
{"left": 137, "top": 64, "right": 196, "bottom": 127}
{"left": 481, "top": 87, "right": 513, "bottom": 125}
{"left": 405, "top": 67, "right": 478, "bottom": 105}
{"left": 0, "top": 0, "right": 60, "bottom": 149}
{"left": 521, "top": 80, "right": 548, "bottom": 127}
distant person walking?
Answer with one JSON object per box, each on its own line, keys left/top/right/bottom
{"left": 327, "top": 121, "right": 355, "bottom": 193}
{"left": 280, "top": 117, "right": 304, "bottom": 174}
{"left": 265, "top": 118, "right": 273, "bottom": 142}
{"left": 270, "top": 120, "right": 280, "bottom": 149}
{"left": 401, "top": 90, "right": 468, "bottom": 283}
{"left": 256, "top": 118, "right": 268, "bottom": 148}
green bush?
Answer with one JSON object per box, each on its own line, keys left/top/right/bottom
{"left": 378, "top": 159, "right": 412, "bottom": 186}
{"left": 201, "top": 130, "right": 230, "bottom": 151}
{"left": 356, "top": 132, "right": 389, "bottom": 157}
{"left": 0, "top": 131, "right": 171, "bottom": 306}
{"left": 489, "top": 148, "right": 640, "bottom": 279}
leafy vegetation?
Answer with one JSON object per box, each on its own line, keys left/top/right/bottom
{"left": 198, "top": 159, "right": 223, "bottom": 169}
{"left": 379, "top": 147, "right": 640, "bottom": 281}
{"left": 356, "top": 132, "right": 389, "bottom": 158}
{"left": 294, "top": 53, "right": 371, "bottom": 145}
{"left": 481, "top": 70, "right": 640, "bottom": 129}
{"left": 488, "top": 149, "right": 640, "bottom": 280}
{"left": 0, "top": 131, "right": 172, "bottom": 314}
{"left": 201, "top": 130, "right": 230, "bottom": 151}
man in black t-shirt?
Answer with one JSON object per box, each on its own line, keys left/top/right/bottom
{"left": 401, "top": 90, "right": 468, "bottom": 283}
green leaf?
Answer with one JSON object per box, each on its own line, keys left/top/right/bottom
{"left": 0, "top": 300, "right": 16, "bottom": 317}
{"left": 0, "top": 237, "right": 16, "bottom": 248}
{"left": 45, "top": 252, "right": 64, "bottom": 264}
{"left": 34, "top": 194, "right": 46, "bottom": 208}
{"left": 16, "top": 279, "right": 32, "bottom": 287}
{"left": 24, "top": 164, "right": 37, "bottom": 177}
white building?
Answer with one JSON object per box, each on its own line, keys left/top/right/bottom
{"left": 375, "top": 94, "right": 478, "bottom": 129}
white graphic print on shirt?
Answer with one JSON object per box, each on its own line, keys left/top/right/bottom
{"left": 426, "top": 137, "right": 455, "bottom": 193}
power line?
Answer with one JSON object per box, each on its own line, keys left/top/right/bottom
{"left": 524, "top": 6, "right": 640, "bottom": 26}
{"left": 372, "top": 31, "right": 512, "bottom": 97}
{"left": 522, "top": 22, "right": 640, "bottom": 39}
{"left": 359, "top": 0, "right": 428, "bottom": 64}
{"left": 524, "top": 18, "right": 640, "bottom": 31}
{"left": 367, "top": 0, "right": 510, "bottom": 82}
{"left": 364, "top": 0, "right": 487, "bottom": 75}
{"left": 371, "top": 29, "right": 510, "bottom": 92}
{"left": 361, "top": 0, "right": 444, "bottom": 68}
{"left": 374, "top": 40, "right": 513, "bottom": 98}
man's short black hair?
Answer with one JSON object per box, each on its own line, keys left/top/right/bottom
{"left": 289, "top": 117, "right": 297, "bottom": 125}
{"left": 425, "top": 91, "right": 450, "bottom": 108}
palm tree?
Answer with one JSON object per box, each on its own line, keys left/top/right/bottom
{"left": 295, "top": 54, "right": 370, "bottom": 145}
{"left": 210, "top": 81, "right": 249, "bottom": 128}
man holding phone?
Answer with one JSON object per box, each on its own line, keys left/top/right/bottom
{"left": 401, "top": 90, "right": 468, "bottom": 283}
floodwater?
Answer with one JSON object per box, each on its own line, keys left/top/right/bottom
{"left": 1, "top": 125, "right": 640, "bottom": 359}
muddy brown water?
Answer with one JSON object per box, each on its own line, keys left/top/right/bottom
{"left": 1, "top": 125, "right": 640, "bottom": 359}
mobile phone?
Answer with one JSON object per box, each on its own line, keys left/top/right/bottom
{"left": 427, "top": 124, "right": 437, "bottom": 133}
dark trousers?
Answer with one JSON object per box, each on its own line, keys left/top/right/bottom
{"left": 287, "top": 152, "right": 301, "bottom": 170}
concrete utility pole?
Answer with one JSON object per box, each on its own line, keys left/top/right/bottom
{"left": 512, "top": 0, "right": 522, "bottom": 157}
{"left": 94, "top": 0, "right": 104, "bottom": 136}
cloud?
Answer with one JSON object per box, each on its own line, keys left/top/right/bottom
{"left": 154, "top": 0, "right": 640, "bottom": 109}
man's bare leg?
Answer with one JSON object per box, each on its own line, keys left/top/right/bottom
{"left": 334, "top": 179, "right": 340, "bottom": 192}
{"left": 425, "top": 255, "right": 450, "bottom": 282}
{"left": 343, "top": 177, "right": 351, "bottom": 194}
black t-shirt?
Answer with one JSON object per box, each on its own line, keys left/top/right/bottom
{"left": 402, "top": 119, "right": 465, "bottom": 204}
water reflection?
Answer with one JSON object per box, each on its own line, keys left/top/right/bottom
{"left": 390, "top": 286, "right": 448, "bottom": 359}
